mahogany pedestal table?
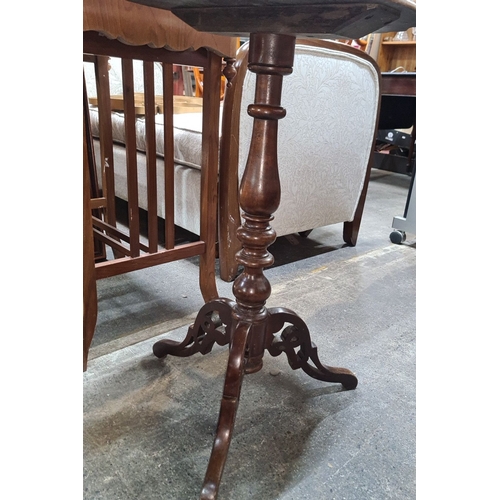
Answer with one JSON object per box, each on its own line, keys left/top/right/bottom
{"left": 128, "top": 1, "right": 416, "bottom": 498}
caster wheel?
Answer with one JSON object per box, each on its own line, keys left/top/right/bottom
{"left": 390, "top": 230, "right": 406, "bottom": 244}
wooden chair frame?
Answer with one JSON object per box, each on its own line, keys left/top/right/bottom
{"left": 83, "top": 31, "right": 230, "bottom": 370}
{"left": 218, "top": 38, "right": 381, "bottom": 282}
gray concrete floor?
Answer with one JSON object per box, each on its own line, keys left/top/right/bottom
{"left": 84, "top": 169, "right": 416, "bottom": 499}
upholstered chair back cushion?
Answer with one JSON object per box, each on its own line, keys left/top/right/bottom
{"left": 237, "top": 43, "right": 380, "bottom": 237}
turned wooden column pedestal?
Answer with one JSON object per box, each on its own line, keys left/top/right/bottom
{"left": 152, "top": 32, "right": 358, "bottom": 500}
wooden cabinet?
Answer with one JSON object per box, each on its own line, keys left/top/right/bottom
{"left": 366, "top": 28, "right": 416, "bottom": 72}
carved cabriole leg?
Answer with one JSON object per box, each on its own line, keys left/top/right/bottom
{"left": 152, "top": 298, "right": 236, "bottom": 359}
{"left": 266, "top": 307, "right": 358, "bottom": 390}
{"left": 200, "top": 321, "right": 251, "bottom": 500}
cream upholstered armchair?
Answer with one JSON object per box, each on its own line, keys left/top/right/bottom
{"left": 85, "top": 38, "right": 381, "bottom": 285}
{"left": 218, "top": 38, "right": 381, "bottom": 281}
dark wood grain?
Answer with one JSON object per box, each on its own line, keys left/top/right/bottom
{"left": 84, "top": 0, "right": 237, "bottom": 56}
{"left": 162, "top": 62, "right": 176, "bottom": 250}
{"left": 381, "top": 72, "right": 416, "bottom": 96}
{"left": 92, "top": 1, "right": 416, "bottom": 495}
{"left": 128, "top": 0, "right": 416, "bottom": 37}
{"left": 153, "top": 33, "right": 358, "bottom": 499}
{"left": 83, "top": 21, "right": 230, "bottom": 367}
{"left": 95, "top": 242, "right": 206, "bottom": 279}
{"left": 143, "top": 61, "right": 159, "bottom": 253}
{"left": 83, "top": 112, "right": 98, "bottom": 372}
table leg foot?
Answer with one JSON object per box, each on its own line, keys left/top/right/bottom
{"left": 200, "top": 321, "right": 251, "bottom": 500}
{"left": 267, "top": 307, "right": 358, "bottom": 390}
{"left": 152, "top": 298, "right": 236, "bottom": 359}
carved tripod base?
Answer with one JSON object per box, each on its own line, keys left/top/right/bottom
{"left": 152, "top": 298, "right": 357, "bottom": 499}
{"left": 154, "top": 31, "right": 357, "bottom": 499}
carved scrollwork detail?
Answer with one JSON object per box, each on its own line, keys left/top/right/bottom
{"left": 266, "top": 307, "right": 358, "bottom": 390}
{"left": 152, "top": 298, "right": 236, "bottom": 359}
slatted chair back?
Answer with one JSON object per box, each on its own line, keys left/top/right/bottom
{"left": 82, "top": 23, "right": 236, "bottom": 369}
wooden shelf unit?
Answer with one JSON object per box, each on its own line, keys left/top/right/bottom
{"left": 367, "top": 28, "right": 416, "bottom": 72}
{"left": 381, "top": 41, "right": 416, "bottom": 46}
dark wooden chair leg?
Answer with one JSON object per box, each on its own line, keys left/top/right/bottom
{"left": 83, "top": 114, "right": 98, "bottom": 371}
{"left": 199, "top": 50, "right": 223, "bottom": 302}
{"left": 218, "top": 58, "right": 242, "bottom": 284}
{"left": 343, "top": 158, "right": 373, "bottom": 246}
